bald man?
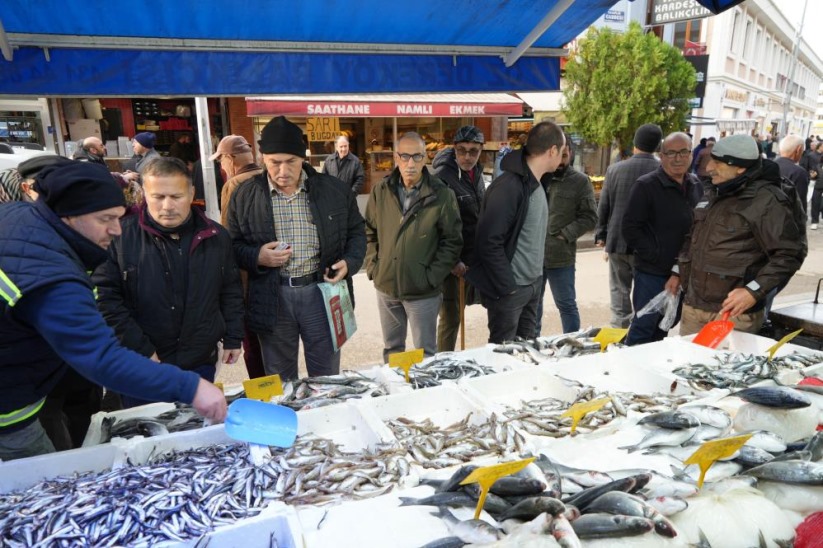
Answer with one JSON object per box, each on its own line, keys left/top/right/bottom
{"left": 775, "top": 134, "right": 810, "bottom": 217}
{"left": 73, "top": 137, "right": 107, "bottom": 166}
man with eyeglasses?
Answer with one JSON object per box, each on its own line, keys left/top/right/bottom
{"left": 365, "top": 132, "right": 462, "bottom": 361}
{"left": 622, "top": 132, "right": 703, "bottom": 345}
{"left": 467, "top": 121, "right": 565, "bottom": 344}
{"left": 432, "top": 125, "right": 486, "bottom": 351}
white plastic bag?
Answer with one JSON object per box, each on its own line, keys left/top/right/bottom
{"left": 635, "top": 288, "right": 681, "bottom": 331}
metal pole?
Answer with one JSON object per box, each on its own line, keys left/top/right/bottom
{"left": 782, "top": 0, "right": 810, "bottom": 136}
{"left": 194, "top": 97, "right": 218, "bottom": 221}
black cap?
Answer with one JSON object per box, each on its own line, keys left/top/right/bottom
{"left": 17, "top": 154, "right": 73, "bottom": 180}
{"left": 34, "top": 162, "right": 125, "bottom": 217}
{"left": 258, "top": 116, "right": 306, "bottom": 158}
{"left": 634, "top": 124, "right": 663, "bottom": 153}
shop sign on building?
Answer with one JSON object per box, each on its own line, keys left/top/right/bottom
{"left": 651, "top": 0, "right": 712, "bottom": 25}
{"left": 724, "top": 88, "right": 749, "bottom": 104}
{"left": 604, "top": 10, "right": 625, "bottom": 22}
{"left": 247, "top": 100, "right": 523, "bottom": 117}
{"left": 685, "top": 55, "right": 709, "bottom": 99}
{"left": 306, "top": 117, "right": 341, "bottom": 142}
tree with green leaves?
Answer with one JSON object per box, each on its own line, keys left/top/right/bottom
{"left": 563, "top": 21, "right": 697, "bottom": 158}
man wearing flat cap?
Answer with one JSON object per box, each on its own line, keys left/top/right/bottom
{"left": 595, "top": 123, "right": 662, "bottom": 328}
{"left": 0, "top": 161, "right": 227, "bottom": 461}
{"left": 227, "top": 116, "right": 366, "bottom": 380}
{"left": 674, "top": 134, "right": 806, "bottom": 335}
{"left": 213, "top": 135, "right": 266, "bottom": 379}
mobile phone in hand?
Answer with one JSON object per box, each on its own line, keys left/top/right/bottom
{"left": 275, "top": 242, "right": 291, "bottom": 251}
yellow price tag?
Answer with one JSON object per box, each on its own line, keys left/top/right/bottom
{"left": 765, "top": 328, "right": 803, "bottom": 360}
{"left": 243, "top": 374, "right": 284, "bottom": 402}
{"left": 389, "top": 349, "right": 425, "bottom": 382}
{"left": 684, "top": 433, "right": 753, "bottom": 488}
{"left": 460, "top": 457, "right": 536, "bottom": 519}
{"left": 593, "top": 327, "right": 628, "bottom": 351}
{"left": 561, "top": 397, "right": 611, "bottom": 434}
{"left": 215, "top": 382, "right": 224, "bottom": 392}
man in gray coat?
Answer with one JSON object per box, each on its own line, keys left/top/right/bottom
{"left": 595, "top": 124, "right": 662, "bottom": 328}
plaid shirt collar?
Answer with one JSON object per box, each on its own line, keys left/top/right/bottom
{"left": 268, "top": 169, "right": 308, "bottom": 197}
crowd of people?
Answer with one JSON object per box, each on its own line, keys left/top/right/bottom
{"left": 0, "top": 116, "right": 811, "bottom": 461}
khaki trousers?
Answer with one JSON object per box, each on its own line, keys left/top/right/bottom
{"left": 679, "top": 303, "right": 765, "bottom": 336}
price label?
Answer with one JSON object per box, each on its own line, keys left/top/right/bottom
{"left": 243, "top": 374, "right": 284, "bottom": 402}
{"left": 460, "top": 457, "right": 536, "bottom": 519}
{"left": 561, "top": 397, "right": 612, "bottom": 434}
{"left": 389, "top": 349, "right": 425, "bottom": 382}
{"left": 766, "top": 328, "right": 803, "bottom": 360}
{"left": 684, "top": 433, "right": 753, "bottom": 488}
{"left": 594, "top": 327, "right": 628, "bottom": 351}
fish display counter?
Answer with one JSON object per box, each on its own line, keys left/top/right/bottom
{"left": 5, "top": 330, "right": 823, "bottom": 546}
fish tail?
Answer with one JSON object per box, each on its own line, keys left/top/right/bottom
{"left": 398, "top": 497, "right": 418, "bottom": 506}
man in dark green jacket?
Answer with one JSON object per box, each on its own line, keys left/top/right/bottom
{"left": 365, "top": 132, "right": 462, "bottom": 362}
{"left": 535, "top": 138, "right": 597, "bottom": 334}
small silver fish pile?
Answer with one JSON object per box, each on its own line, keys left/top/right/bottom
{"left": 492, "top": 328, "right": 608, "bottom": 364}
{"left": 392, "top": 356, "right": 496, "bottom": 389}
{"left": 260, "top": 433, "right": 411, "bottom": 506}
{"left": 673, "top": 351, "right": 823, "bottom": 390}
{"left": 385, "top": 413, "right": 526, "bottom": 469}
{"left": 277, "top": 371, "right": 389, "bottom": 411}
{"left": 504, "top": 386, "right": 696, "bottom": 438}
{"left": 0, "top": 443, "right": 268, "bottom": 547}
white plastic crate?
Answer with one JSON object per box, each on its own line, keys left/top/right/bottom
{"left": 173, "top": 504, "right": 304, "bottom": 548}
{"left": 359, "top": 384, "right": 491, "bottom": 429}
{"left": 296, "top": 401, "right": 394, "bottom": 452}
{"left": 458, "top": 367, "right": 580, "bottom": 411}
{"left": 82, "top": 401, "right": 178, "bottom": 447}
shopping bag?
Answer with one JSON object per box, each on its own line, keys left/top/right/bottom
{"left": 318, "top": 282, "right": 357, "bottom": 352}
{"left": 635, "top": 288, "right": 681, "bottom": 332}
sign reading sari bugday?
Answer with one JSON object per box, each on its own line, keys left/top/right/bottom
{"left": 307, "top": 117, "right": 341, "bottom": 142}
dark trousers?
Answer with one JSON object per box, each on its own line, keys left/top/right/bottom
{"left": 626, "top": 270, "right": 681, "bottom": 346}
{"left": 121, "top": 363, "right": 216, "bottom": 409}
{"left": 243, "top": 318, "right": 265, "bottom": 380}
{"left": 535, "top": 265, "right": 580, "bottom": 335}
{"left": 257, "top": 283, "right": 340, "bottom": 381}
{"left": 482, "top": 277, "right": 543, "bottom": 344}
{"left": 812, "top": 187, "right": 823, "bottom": 223}
{"left": 39, "top": 368, "right": 103, "bottom": 450}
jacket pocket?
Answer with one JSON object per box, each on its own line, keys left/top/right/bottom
{"left": 693, "top": 263, "right": 746, "bottom": 305}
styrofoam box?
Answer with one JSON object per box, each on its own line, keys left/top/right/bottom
{"left": 700, "top": 330, "right": 823, "bottom": 360}
{"left": 296, "top": 401, "right": 394, "bottom": 452}
{"left": 0, "top": 442, "right": 123, "bottom": 494}
{"left": 458, "top": 367, "right": 580, "bottom": 412}
{"left": 83, "top": 401, "right": 178, "bottom": 447}
{"left": 359, "top": 383, "right": 491, "bottom": 430}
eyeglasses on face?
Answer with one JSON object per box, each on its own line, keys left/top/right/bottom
{"left": 455, "top": 147, "right": 482, "bottom": 157}
{"left": 396, "top": 152, "right": 425, "bottom": 163}
{"left": 661, "top": 149, "right": 692, "bottom": 159}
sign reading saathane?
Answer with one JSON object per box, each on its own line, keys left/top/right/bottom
{"left": 652, "top": 0, "right": 712, "bottom": 25}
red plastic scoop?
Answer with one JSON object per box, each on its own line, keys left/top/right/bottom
{"left": 692, "top": 311, "right": 733, "bottom": 348}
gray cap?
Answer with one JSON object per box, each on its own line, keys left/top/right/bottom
{"left": 710, "top": 134, "right": 761, "bottom": 168}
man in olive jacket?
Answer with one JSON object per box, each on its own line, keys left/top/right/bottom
{"left": 535, "top": 138, "right": 597, "bottom": 335}
{"left": 365, "top": 132, "right": 462, "bottom": 362}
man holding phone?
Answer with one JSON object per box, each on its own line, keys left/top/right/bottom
{"left": 228, "top": 117, "right": 366, "bottom": 380}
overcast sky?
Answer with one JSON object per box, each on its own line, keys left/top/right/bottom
{"left": 776, "top": 0, "right": 823, "bottom": 61}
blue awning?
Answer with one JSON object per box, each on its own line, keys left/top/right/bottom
{"left": 0, "top": 0, "right": 618, "bottom": 96}
{"left": 694, "top": 0, "right": 747, "bottom": 14}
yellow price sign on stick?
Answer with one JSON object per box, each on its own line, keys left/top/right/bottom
{"left": 594, "top": 327, "right": 628, "bottom": 351}
{"left": 389, "top": 349, "right": 425, "bottom": 382}
{"left": 460, "top": 457, "right": 536, "bottom": 520}
{"left": 561, "top": 397, "right": 612, "bottom": 434}
{"left": 765, "top": 328, "right": 803, "bottom": 360}
{"left": 684, "top": 433, "right": 753, "bottom": 488}
{"left": 215, "top": 382, "right": 224, "bottom": 392}
{"left": 243, "top": 374, "right": 284, "bottom": 402}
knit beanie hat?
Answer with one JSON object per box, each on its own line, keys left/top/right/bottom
{"left": 258, "top": 116, "right": 306, "bottom": 157}
{"left": 711, "top": 134, "right": 761, "bottom": 168}
{"left": 134, "top": 132, "right": 156, "bottom": 149}
{"left": 34, "top": 161, "right": 126, "bottom": 217}
{"left": 633, "top": 124, "right": 663, "bottom": 153}
{"left": 18, "top": 154, "right": 73, "bottom": 180}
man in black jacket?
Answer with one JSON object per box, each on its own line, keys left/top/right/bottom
{"left": 467, "top": 121, "right": 564, "bottom": 343}
{"left": 94, "top": 157, "right": 244, "bottom": 407}
{"left": 323, "top": 135, "right": 365, "bottom": 194}
{"left": 622, "top": 132, "right": 703, "bottom": 345}
{"left": 228, "top": 117, "right": 366, "bottom": 380}
{"left": 775, "top": 135, "right": 809, "bottom": 217}
{"left": 432, "top": 125, "right": 485, "bottom": 351}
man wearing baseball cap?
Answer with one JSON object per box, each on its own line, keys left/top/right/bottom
{"left": 227, "top": 116, "right": 365, "bottom": 380}
{"left": 432, "top": 125, "right": 486, "bottom": 351}
{"left": 673, "top": 134, "right": 806, "bottom": 335}
{"left": 0, "top": 161, "right": 226, "bottom": 460}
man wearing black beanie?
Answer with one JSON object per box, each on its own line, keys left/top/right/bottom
{"left": 0, "top": 161, "right": 226, "bottom": 461}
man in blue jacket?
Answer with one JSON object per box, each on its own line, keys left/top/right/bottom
{"left": 0, "top": 162, "right": 226, "bottom": 461}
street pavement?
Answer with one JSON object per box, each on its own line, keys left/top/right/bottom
{"left": 217, "top": 227, "right": 823, "bottom": 385}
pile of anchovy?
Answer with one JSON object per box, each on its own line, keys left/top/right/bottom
{"left": 673, "top": 351, "right": 823, "bottom": 390}
{"left": 390, "top": 356, "right": 496, "bottom": 389}
{"left": 277, "top": 371, "right": 390, "bottom": 411}
{"left": 385, "top": 412, "right": 525, "bottom": 468}
{"left": 492, "top": 329, "right": 605, "bottom": 364}
{"left": 0, "top": 443, "right": 267, "bottom": 547}
{"left": 502, "top": 386, "right": 697, "bottom": 438}
{"left": 261, "top": 434, "right": 411, "bottom": 506}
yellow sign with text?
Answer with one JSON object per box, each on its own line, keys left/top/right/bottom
{"left": 389, "top": 349, "right": 425, "bottom": 382}
{"left": 684, "top": 433, "right": 753, "bottom": 488}
{"left": 561, "top": 397, "right": 612, "bottom": 434}
{"left": 243, "top": 374, "right": 284, "bottom": 402}
{"left": 461, "top": 457, "right": 536, "bottom": 519}
{"left": 307, "top": 117, "right": 341, "bottom": 142}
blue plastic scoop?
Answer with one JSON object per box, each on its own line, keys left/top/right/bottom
{"left": 224, "top": 398, "right": 298, "bottom": 448}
